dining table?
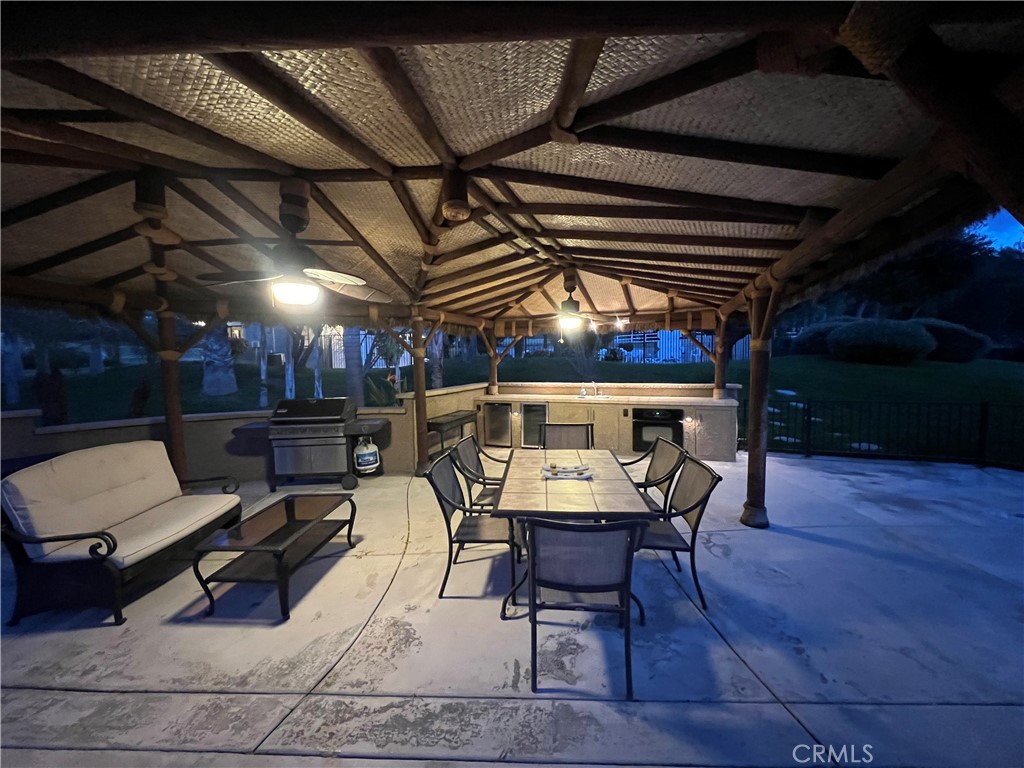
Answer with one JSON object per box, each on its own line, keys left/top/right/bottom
{"left": 490, "top": 448, "right": 656, "bottom": 618}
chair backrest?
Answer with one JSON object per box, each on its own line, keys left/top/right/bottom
{"left": 526, "top": 518, "right": 646, "bottom": 593}
{"left": 453, "top": 436, "right": 485, "bottom": 479}
{"left": 540, "top": 422, "right": 594, "bottom": 449}
{"left": 665, "top": 454, "right": 722, "bottom": 534}
{"left": 644, "top": 437, "right": 686, "bottom": 500}
{"left": 423, "top": 452, "right": 466, "bottom": 528}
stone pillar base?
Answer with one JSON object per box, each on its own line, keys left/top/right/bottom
{"left": 486, "top": 384, "right": 499, "bottom": 395}
{"left": 713, "top": 388, "right": 728, "bottom": 399}
{"left": 740, "top": 502, "right": 770, "bottom": 529}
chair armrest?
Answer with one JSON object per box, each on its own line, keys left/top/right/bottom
{"left": 182, "top": 475, "right": 240, "bottom": 494}
{"left": 1, "top": 525, "right": 118, "bottom": 560}
{"left": 614, "top": 442, "right": 656, "bottom": 467}
{"left": 451, "top": 456, "right": 502, "bottom": 486}
{"left": 478, "top": 446, "right": 509, "bottom": 464}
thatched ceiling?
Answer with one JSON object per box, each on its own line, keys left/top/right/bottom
{"left": 2, "top": 3, "right": 1021, "bottom": 333}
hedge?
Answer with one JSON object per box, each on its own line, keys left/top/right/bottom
{"left": 791, "top": 318, "right": 857, "bottom": 355}
{"left": 911, "top": 318, "right": 992, "bottom": 363}
{"left": 826, "top": 319, "right": 936, "bottom": 365}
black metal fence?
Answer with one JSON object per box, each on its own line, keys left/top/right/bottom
{"left": 737, "top": 400, "right": 1024, "bottom": 470}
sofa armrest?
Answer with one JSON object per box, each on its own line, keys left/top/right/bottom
{"left": 182, "top": 475, "right": 240, "bottom": 494}
{"left": 1, "top": 524, "right": 118, "bottom": 560}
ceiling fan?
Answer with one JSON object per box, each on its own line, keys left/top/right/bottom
{"left": 196, "top": 178, "right": 391, "bottom": 305}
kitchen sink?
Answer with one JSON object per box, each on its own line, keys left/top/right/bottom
{"left": 579, "top": 394, "right": 614, "bottom": 399}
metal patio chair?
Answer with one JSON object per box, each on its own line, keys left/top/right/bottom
{"left": 423, "top": 452, "right": 518, "bottom": 599}
{"left": 451, "top": 435, "right": 507, "bottom": 510}
{"left": 615, "top": 436, "right": 686, "bottom": 514}
{"left": 640, "top": 454, "right": 722, "bottom": 610}
{"left": 540, "top": 422, "right": 594, "bottom": 449}
{"left": 524, "top": 517, "right": 648, "bottom": 700}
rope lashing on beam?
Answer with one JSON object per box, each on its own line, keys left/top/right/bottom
{"left": 157, "top": 350, "right": 183, "bottom": 361}
{"left": 143, "top": 261, "right": 177, "bottom": 281}
{"left": 108, "top": 290, "right": 127, "bottom": 314}
{"left": 216, "top": 299, "right": 230, "bottom": 319}
{"left": 838, "top": 2, "right": 926, "bottom": 74}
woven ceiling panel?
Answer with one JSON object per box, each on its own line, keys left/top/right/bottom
{"left": 307, "top": 244, "right": 401, "bottom": 294}
{"left": 932, "top": 21, "right": 1024, "bottom": 53}
{"left": 405, "top": 179, "right": 443, "bottom": 224}
{"left": 502, "top": 142, "right": 871, "bottom": 208}
{"left": 168, "top": 182, "right": 267, "bottom": 241}
{"left": 225, "top": 180, "right": 354, "bottom": 241}
{"left": 266, "top": 49, "right": 438, "bottom": 166}
{"left": 62, "top": 54, "right": 361, "bottom": 169}
{"left": 430, "top": 244, "right": 540, "bottom": 285}
{"left": 612, "top": 71, "right": 936, "bottom": 158}
{"left": 1, "top": 166, "right": 107, "bottom": 210}
{"left": 394, "top": 41, "right": 570, "bottom": 155}
{"left": 47, "top": 239, "right": 148, "bottom": 282}
{"left": 583, "top": 33, "right": 751, "bottom": 105}
{"left": 0, "top": 72, "right": 97, "bottom": 109}
{"left": 70, "top": 122, "right": 252, "bottom": 168}
{"left": 176, "top": 242, "right": 274, "bottom": 275}
{"left": 534, "top": 214, "right": 798, "bottom": 239}
{"left": 1, "top": 185, "right": 137, "bottom": 267}
{"left": 434, "top": 217, "right": 506, "bottom": 253}
{"left": 627, "top": 283, "right": 676, "bottom": 312}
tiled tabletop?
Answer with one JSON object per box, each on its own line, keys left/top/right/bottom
{"left": 492, "top": 449, "right": 654, "bottom": 520}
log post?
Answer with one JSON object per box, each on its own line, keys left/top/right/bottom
{"left": 156, "top": 308, "right": 187, "bottom": 482}
{"left": 739, "top": 288, "right": 775, "bottom": 529}
{"left": 478, "top": 328, "right": 499, "bottom": 394}
{"left": 713, "top": 312, "right": 732, "bottom": 399}
{"left": 411, "top": 316, "right": 430, "bottom": 475}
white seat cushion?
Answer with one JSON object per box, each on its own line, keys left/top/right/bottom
{"left": 1, "top": 441, "right": 183, "bottom": 559}
{"left": 43, "top": 493, "right": 240, "bottom": 569}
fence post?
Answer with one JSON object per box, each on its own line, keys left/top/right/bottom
{"left": 977, "top": 401, "right": 990, "bottom": 467}
{"left": 803, "top": 401, "right": 813, "bottom": 457}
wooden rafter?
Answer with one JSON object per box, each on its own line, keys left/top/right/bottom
{"left": 2, "top": 60, "right": 295, "bottom": 175}
{"left": 475, "top": 166, "right": 817, "bottom": 222}
{"left": 422, "top": 264, "right": 551, "bottom": 303}
{"left": 567, "top": 255, "right": 756, "bottom": 282}
{"left": 166, "top": 179, "right": 276, "bottom": 259}
{"left": 620, "top": 281, "right": 636, "bottom": 315}
{"left": 389, "top": 180, "right": 434, "bottom": 245}
{"left": 580, "top": 126, "right": 898, "bottom": 180}
{"left": 542, "top": 228, "right": 798, "bottom": 251}
{"left": 489, "top": 178, "right": 561, "bottom": 250}
{"left": 429, "top": 233, "right": 519, "bottom": 267}
{"left": 186, "top": 237, "right": 357, "bottom": 248}
{"left": 93, "top": 263, "right": 148, "bottom": 289}
{"left": 467, "top": 181, "right": 561, "bottom": 266}
{"left": 585, "top": 264, "right": 746, "bottom": 293}
{"left": 430, "top": 265, "right": 551, "bottom": 308}
{"left": 3, "top": 108, "right": 130, "bottom": 123}
{"left": 2, "top": 171, "right": 134, "bottom": 228}
{"left": 559, "top": 246, "right": 776, "bottom": 269}
{"left": 1, "top": 146, "right": 133, "bottom": 171}
{"left": 7, "top": 227, "right": 138, "bottom": 277}
{"left": 456, "top": 276, "right": 555, "bottom": 315}
{"left": 204, "top": 53, "right": 393, "bottom": 178}
{"left": 494, "top": 203, "right": 793, "bottom": 226}
{"left": 423, "top": 252, "right": 535, "bottom": 291}
{"left": 206, "top": 178, "right": 290, "bottom": 238}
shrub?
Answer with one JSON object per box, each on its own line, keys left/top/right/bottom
{"left": 910, "top": 318, "right": 992, "bottom": 363}
{"left": 791, "top": 318, "right": 857, "bottom": 355}
{"left": 826, "top": 319, "right": 936, "bottom": 365}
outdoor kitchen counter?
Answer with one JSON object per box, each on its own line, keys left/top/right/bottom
{"left": 475, "top": 394, "right": 734, "bottom": 406}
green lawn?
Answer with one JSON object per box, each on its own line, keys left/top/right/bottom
{"left": 3, "top": 355, "right": 1021, "bottom": 425}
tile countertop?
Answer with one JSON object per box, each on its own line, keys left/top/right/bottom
{"left": 474, "top": 393, "right": 737, "bottom": 407}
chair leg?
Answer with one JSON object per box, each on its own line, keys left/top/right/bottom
{"left": 453, "top": 541, "right": 465, "bottom": 564}
{"left": 630, "top": 592, "right": 646, "bottom": 627}
{"left": 438, "top": 540, "right": 454, "bottom": 599}
{"left": 530, "top": 603, "right": 539, "bottom": 693}
{"left": 623, "top": 606, "right": 634, "bottom": 701}
{"left": 670, "top": 550, "right": 682, "bottom": 572}
{"left": 690, "top": 548, "right": 707, "bottom": 610}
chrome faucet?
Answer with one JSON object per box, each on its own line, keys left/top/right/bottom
{"left": 590, "top": 381, "right": 599, "bottom": 397}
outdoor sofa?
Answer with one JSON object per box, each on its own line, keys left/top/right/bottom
{"left": 1, "top": 440, "right": 241, "bottom": 626}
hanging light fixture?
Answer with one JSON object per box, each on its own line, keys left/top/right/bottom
{"left": 559, "top": 267, "right": 584, "bottom": 330}
{"left": 271, "top": 271, "right": 321, "bottom": 306}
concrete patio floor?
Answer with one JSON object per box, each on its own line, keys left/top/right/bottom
{"left": 1, "top": 452, "right": 1021, "bottom": 767}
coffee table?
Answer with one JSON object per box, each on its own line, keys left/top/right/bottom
{"left": 192, "top": 492, "right": 356, "bottom": 620}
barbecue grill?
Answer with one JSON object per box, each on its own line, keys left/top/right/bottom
{"left": 268, "top": 398, "right": 356, "bottom": 491}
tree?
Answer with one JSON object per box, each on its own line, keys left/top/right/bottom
{"left": 343, "top": 326, "right": 365, "bottom": 408}
{"left": 200, "top": 324, "right": 238, "bottom": 396}
{"left": 428, "top": 330, "right": 444, "bottom": 389}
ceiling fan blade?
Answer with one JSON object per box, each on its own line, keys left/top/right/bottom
{"left": 195, "top": 270, "right": 283, "bottom": 286}
{"left": 321, "top": 281, "right": 393, "bottom": 304}
{"left": 303, "top": 268, "right": 365, "bottom": 286}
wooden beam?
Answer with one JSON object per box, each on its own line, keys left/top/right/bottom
{"left": 206, "top": 178, "right": 290, "bottom": 238}
{"left": 573, "top": 273, "right": 600, "bottom": 315}
{"left": 681, "top": 329, "right": 716, "bottom": 360}
{"left": 719, "top": 138, "right": 952, "bottom": 316}
{"left": 467, "top": 180, "right": 563, "bottom": 266}
{"left": 583, "top": 264, "right": 745, "bottom": 293}
{"left": 205, "top": 52, "right": 393, "bottom": 178}
{"left": 2, "top": 111, "right": 207, "bottom": 176}
{"left": 1, "top": 130, "right": 142, "bottom": 172}
{"left": 166, "top": 179, "right": 276, "bottom": 259}
{"left": 488, "top": 178, "right": 560, "bottom": 250}
{"left": 355, "top": 47, "right": 457, "bottom": 166}
{"left": 7, "top": 227, "right": 139, "bottom": 277}
{"left": 424, "top": 264, "right": 550, "bottom": 302}
{"left": 389, "top": 180, "right": 434, "bottom": 245}
{"left": 620, "top": 282, "right": 636, "bottom": 315}
{"left": 93, "top": 264, "right": 148, "bottom": 289}
{"left": 429, "top": 233, "right": 519, "bottom": 267}
{"left": 493, "top": 286, "right": 545, "bottom": 319}
{"left": 3, "top": 108, "right": 131, "bottom": 124}
{"left": 559, "top": 245, "right": 776, "bottom": 269}
{"left": 581, "top": 265, "right": 727, "bottom": 305}
{"left": 839, "top": 13, "right": 1024, "bottom": 222}
{"left": 580, "top": 126, "right": 897, "bottom": 180}
{"left": 571, "top": 256, "right": 753, "bottom": 283}
{"left": 2, "top": 171, "right": 133, "bottom": 228}
{"left": 1, "top": 275, "right": 166, "bottom": 312}
{"left": 309, "top": 184, "right": 414, "bottom": 298}
{"left": 423, "top": 252, "right": 534, "bottom": 288}
{"left": 455, "top": 275, "right": 555, "bottom": 315}
{"left": 186, "top": 237, "right": 357, "bottom": 248}
{"left": 174, "top": 242, "right": 241, "bottom": 274}
{"left": 3, "top": 60, "right": 295, "bottom": 175}
{"left": 432, "top": 266, "right": 551, "bottom": 307}
{"left": 572, "top": 39, "right": 758, "bottom": 131}
{"left": 554, "top": 38, "right": 606, "bottom": 128}
{"left": 494, "top": 202, "right": 791, "bottom": 225}
{"left": 2, "top": 4, "right": 868, "bottom": 59}
{"left": 542, "top": 228, "right": 799, "bottom": 250}
{"left": 475, "top": 165, "right": 816, "bottom": 222}
{"left": 459, "top": 124, "right": 552, "bottom": 172}
{"left": 418, "top": 305, "right": 492, "bottom": 330}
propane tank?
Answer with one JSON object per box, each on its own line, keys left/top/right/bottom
{"left": 354, "top": 436, "right": 380, "bottom": 475}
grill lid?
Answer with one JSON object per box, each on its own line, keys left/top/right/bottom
{"left": 270, "top": 397, "right": 349, "bottom": 423}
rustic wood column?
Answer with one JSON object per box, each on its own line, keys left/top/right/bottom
{"left": 156, "top": 308, "right": 187, "bottom": 482}
{"left": 740, "top": 286, "right": 780, "bottom": 529}
{"left": 713, "top": 312, "right": 732, "bottom": 399}
{"left": 478, "top": 329, "right": 499, "bottom": 394}
{"left": 411, "top": 317, "right": 430, "bottom": 474}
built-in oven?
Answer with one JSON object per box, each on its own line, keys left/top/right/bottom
{"left": 632, "top": 408, "right": 684, "bottom": 452}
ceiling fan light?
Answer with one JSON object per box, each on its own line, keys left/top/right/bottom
{"left": 559, "top": 315, "right": 583, "bottom": 330}
{"left": 272, "top": 278, "right": 321, "bottom": 306}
